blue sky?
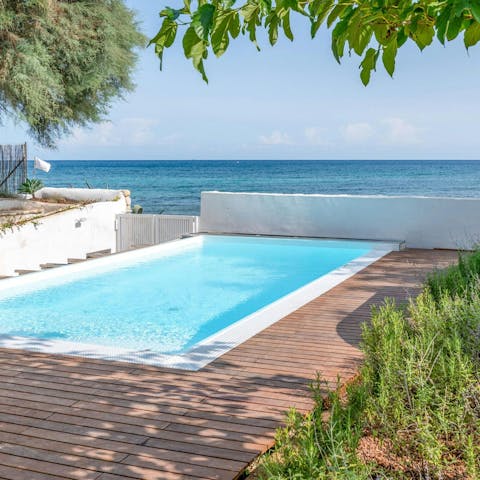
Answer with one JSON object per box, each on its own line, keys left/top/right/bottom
{"left": 1, "top": 0, "right": 479, "bottom": 160}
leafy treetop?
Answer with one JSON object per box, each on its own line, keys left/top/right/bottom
{"left": 0, "top": 0, "right": 145, "bottom": 147}
{"left": 151, "top": 0, "right": 480, "bottom": 84}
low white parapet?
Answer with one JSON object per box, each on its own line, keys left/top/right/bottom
{"left": 36, "top": 187, "right": 131, "bottom": 205}
{"left": 200, "top": 191, "right": 480, "bottom": 250}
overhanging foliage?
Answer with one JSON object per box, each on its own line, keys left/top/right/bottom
{"left": 0, "top": 0, "right": 145, "bottom": 147}
{"left": 151, "top": 0, "right": 480, "bottom": 84}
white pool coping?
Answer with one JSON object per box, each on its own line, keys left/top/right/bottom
{"left": 0, "top": 235, "right": 401, "bottom": 370}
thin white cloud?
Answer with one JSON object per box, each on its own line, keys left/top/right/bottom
{"left": 341, "top": 118, "right": 422, "bottom": 147}
{"left": 61, "top": 118, "right": 181, "bottom": 148}
{"left": 342, "top": 122, "right": 375, "bottom": 143}
{"left": 64, "top": 122, "right": 115, "bottom": 147}
{"left": 304, "top": 127, "right": 329, "bottom": 146}
{"left": 259, "top": 130, "right": 292, "bottom": 145}
{"left": 382, "top": 117, "right": 421, "bottom": 145}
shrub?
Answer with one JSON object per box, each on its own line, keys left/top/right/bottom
{"left": 18, "top": 178, "right": 44, "bottom": 198}
{"left": 258, "top": 251, "right": 480, "bottom": 479}
{"left": 426, "top": 251, "right": 480, "bottom": 302}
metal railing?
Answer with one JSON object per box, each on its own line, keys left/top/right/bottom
{"left": 116, "top": 214, "right": 199, "bottom": 252}
{"left": 0, "top": 143, "right": 27, "bottom": 194}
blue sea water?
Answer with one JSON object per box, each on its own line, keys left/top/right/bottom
{"left": 31, "top": 160, "right": 480, "bottom": 215}
{"left": 0, "top": 235, "right": 371, "bottom": 353}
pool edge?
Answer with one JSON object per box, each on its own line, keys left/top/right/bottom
{"left": 0, "top": 239, "right": 399, "bottom": 370}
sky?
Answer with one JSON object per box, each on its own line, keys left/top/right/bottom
{"left": 1, "top": 1, "right": 480, "bottom": 161}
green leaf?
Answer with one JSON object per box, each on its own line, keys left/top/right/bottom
{"left": 160, "top": 7, "right": 182, "bottom": 20}
{"left": 331, "top": 10, "right": 354, "bottom": 62}
{"left": 241, "top": 3, "right": 261, "bottom": 49}
{"left": 464, "top": 21, "right": 480, "bottom": 47}
{"left": 348, "top": 14, "right": 372, "bottom": 55}
{"left": 267, "top": 13, "right": 280, "bottom": 45}
{"left": 453, "top": 0, "right": 470, "bottom": 16}
{"left": 211, "top": 10, "right": 240, "bottom": 57}
{"left": 150, "top": 18, "right": 178, "bottom": 69}
{"left": 469, "top": 0, "right": 480, "bottom": 22}
{"left": 436, "top": 6, "right": 451, "bottom": 44}
{"left": 331, "top": 28, "right": 346, "bottom": 63}
{"left": 413, "top": 21, "right": 435, "bottom": 49}
{"left": 282, "top": 0, "right": 298, "bottom": 11}
{"left": 183, "top": 26, "right": 203, "bottom": 58}
{"left": 382, "top": 40, "right": 397, "bottom": 77}
{"left": 372, "top": 23, "right": 389, "bottom": 44}
{"left": 360, "top": 47, "right": 377, "bottom": 86}
{"left": 259, "top": 0, "right": 272, "bottom": 14}
{"left": 229, "top": 11, "right": 241, "bottom": 38}
{"left": 397, "top": 28, "right": 408, "bottom": 47}
{"left": 327, "top": 4, "right": 348, "bottom": 28}
{"left": 192, "top": 4, "right": 216, "bottom": 41}
{"left": 283, "top": 11, "right": 294, "bottom": 41}
{"left": 446, "top": 14, "right": 463, "bottom": 40}
{"left": 183, "top": 26, "right": 208, "bottom": 82}
{"left": 310, "top": 0, "right": 334, "bottom": 37}
{"left": 241, "top": 2, "right": 259, "bottom": 22}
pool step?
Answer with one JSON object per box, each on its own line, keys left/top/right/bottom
{"left": 0, "top": 249, "right": 114, "bottom": 280}
{"left": 40, "top": 263, "right": 67, "bottom": 270}
{"left": 67, "top": 258, "right": 86, "bottom": 264}
{"left": 86, "top": 249, "right": 112, "bottom": 259}
{"left": 15, "top": 269, "right": 40, "bottom": 275}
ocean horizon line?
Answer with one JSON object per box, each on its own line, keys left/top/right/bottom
{"left": 28, "top": 158, "right": 480, "bottom": 163}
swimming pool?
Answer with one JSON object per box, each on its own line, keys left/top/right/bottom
{"left": 0, "top": 235, "right": 398, "bottom": 369}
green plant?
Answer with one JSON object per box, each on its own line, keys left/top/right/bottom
{"left": 0, "top": 190, "right": 16, "bottom": 198}
{"left": 0, "top": 0, "right": 145, "bottom": 147}
{"left": 426, "top": 250, "right": 480, "bottom": 302}
{"left": 151, "top": 0, "right": 480, "bottom": 85}
{"left": 260, "top": 377, "right": 371, "bottom": 479}
{"left": 18, "top": 178, "right": 44, "bottom": 198}
{"left": 257, "top": 250, "right": 480, "bottom": 479}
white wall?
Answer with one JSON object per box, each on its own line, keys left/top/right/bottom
{"left": 200, "top": 192, "right": 480, "bottom": 249}
{"left": 0, "top": 190, "right": 129, "bottom": 276}
{"left": 36, "top": 187, "right": 131, "bottom": 205}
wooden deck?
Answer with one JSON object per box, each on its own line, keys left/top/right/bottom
{"left": 0, "top": 249, "right": 457, "bottom": 480}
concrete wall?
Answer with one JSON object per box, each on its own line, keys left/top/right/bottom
{"left": 36, "top": 187, "right": 131, "bottom": 205}
{"left": 200, "top": 191, "right": 480, "bottom": 249}
{"left": 0, "top": 189, "right": 129, "bottom": 276}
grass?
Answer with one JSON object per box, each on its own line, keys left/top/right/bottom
{"left": 0, "top": 190, "right": 17, "bottom": 198}
{"left": 256, "top": 251, "right": 480, "bottom": 479}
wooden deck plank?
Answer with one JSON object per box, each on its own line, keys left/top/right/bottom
{"left": 0, "top": 249, "right": 457, "bottom": 479}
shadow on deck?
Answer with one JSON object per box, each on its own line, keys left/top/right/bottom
{"left": 0, "top": 248, "right": 457, "bottom": 480}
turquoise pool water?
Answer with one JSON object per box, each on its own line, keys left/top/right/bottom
{"left": 0, "top": 235, "right": 372, "bottom": 354}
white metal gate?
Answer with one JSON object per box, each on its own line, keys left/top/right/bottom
{"left": 116, "top": 214, "right": 199, "bottom": 252}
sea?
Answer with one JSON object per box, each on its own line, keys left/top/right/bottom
{"left": 30, "top": 160, "right": 480, "bottom": 215}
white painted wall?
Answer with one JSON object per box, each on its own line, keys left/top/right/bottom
{"left": 0, "top": 189, "right": 129, "bottom": 276}
{"left": 36, "top": 187, "right": 131, "bottom": 204}
{"left": 200, "top": 191, "right": 480, "bottom": 249}
{"left": 0, "top": 200, "right": 31, "bottom": 210}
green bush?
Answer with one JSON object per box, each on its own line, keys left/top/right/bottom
{"left": 258, "top": 251, "right": 480, "bottom": 479}
{"left": 426, "top": 251, "right": 480, "bottom": 302}
{"left": 18, "top": 178, "right": 44, "bottom": 198}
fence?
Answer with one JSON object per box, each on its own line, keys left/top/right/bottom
{"left": 0, "top": 143, "right": 27, "bottom": 194}
{"left": 116, "top": 214, "right": 199, "bottom": 252}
